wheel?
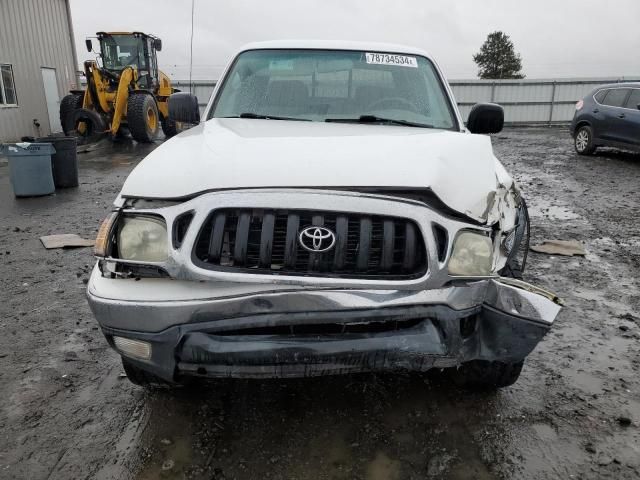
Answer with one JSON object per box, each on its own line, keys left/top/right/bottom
{"left": 60, "top": 93, "right": 84, "bottom": 135}
{"left": 122, "top": 358, "right": 175, "bottom": 389}
{"left": 160, "top": 115, "right": 179, "bottom": 138}
{"left": 449, "top": 360, "right": 524, "bottom": 390}
{"left": 574, "top": 125, "right": 596, "bottom": 155}
{"left": 127, "top": 93, "right": 159, "bottom": 143}
{"left": 70, "top": 108, "right": 107, "bottom": 144}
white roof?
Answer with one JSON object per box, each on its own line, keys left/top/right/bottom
{"left": 236, "top": 40, "right": 432, "bottom": 58}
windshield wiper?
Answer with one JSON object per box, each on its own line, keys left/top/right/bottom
{"left": 225, "top": 113, "right": 312, "bottom": 121}
{"left": 325, "top": 115, "right": 433, "bottom": 128}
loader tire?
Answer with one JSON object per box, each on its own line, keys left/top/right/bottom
{"left": 160, "top": 116, "right": 179, "bottom": 138}
{"left": 60, "top": 93, "right": 84, "bottom": 135}
{"left": 70, "top": 108, "right": 107, "bottom": 144}
{"left": 449, "top": 360, "right": 524, "bottom": 390}
{"left": 128, "top": 93, "right": 159, "bottom": 143}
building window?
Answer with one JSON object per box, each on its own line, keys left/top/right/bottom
{"left": 0, "top": 65, "right": 18, "bottom": 106}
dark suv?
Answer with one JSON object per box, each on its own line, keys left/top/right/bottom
{"left": 571, "top": 83, "right": 640, "bottom": 155}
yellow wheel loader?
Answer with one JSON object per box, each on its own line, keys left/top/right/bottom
{"left": 60, "top": 31, "right": 179, "bottom": 143}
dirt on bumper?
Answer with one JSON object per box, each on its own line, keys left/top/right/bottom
{"left": 89, "top": 274, "right": 561, "bottom": 381}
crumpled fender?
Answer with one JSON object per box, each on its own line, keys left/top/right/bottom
{"left": 464, "top": 156, "right": 526, "bottom": 271}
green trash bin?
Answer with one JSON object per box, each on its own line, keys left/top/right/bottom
{"left": 0, "top": 143, "right": 56, "bottom": 197}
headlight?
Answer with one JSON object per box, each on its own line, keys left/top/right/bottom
{"left": 448, "top": 231, "right": 493, "bottom": 276}
{"left": 117, "top": 216, "right": 168, "bottom": 262}
{"left": 94, "top": 212, "right": 118, "bottom": 257}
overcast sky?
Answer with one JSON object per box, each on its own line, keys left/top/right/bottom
{"left": 69, "top": 0, "right": 640, "bottom": 80}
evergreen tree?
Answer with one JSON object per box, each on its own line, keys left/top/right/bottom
{"left": 473, "top": 31, "right": 525, "bottom": 79}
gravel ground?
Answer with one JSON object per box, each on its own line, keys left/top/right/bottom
{"left": 0, "top": 128, "right": 639, "bottom": 480}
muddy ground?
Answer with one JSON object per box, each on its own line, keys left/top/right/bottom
{"left": 0, "top": 127, "right": 639, "bottom": 480}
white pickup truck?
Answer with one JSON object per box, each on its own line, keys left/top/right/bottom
{"left": 87, "top": 40, "right": 561, "bottom": 389}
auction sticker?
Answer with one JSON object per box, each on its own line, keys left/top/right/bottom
{"left": 365, "top": 52, "right": 418, "bottom": 68}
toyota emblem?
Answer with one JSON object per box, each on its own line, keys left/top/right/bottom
{"left": 298, "top": 226, "right": 336, "bottom": 252}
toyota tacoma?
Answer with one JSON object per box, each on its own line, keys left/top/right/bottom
{"left": 87, "top": 41, "right": 562, "bottom": 389}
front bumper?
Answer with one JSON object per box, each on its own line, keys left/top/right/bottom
{"left": 87, "top": 268, "right": 561, "bottom": 381}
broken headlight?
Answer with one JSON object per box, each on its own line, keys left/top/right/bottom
{"left": 117, "top": 215, "right": 168, "bottom": 262}
{"left": 448, "top": 231, "right": 493, "bottom": 276}
{"left": 502, "top": 228, "right": 517, "bottom": 255}
{"left": 94, "top": 212, "right": 118, "bottom": 257}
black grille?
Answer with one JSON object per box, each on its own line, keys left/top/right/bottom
{"left": 192, "top": 209, "right": 427, "bottom": 279}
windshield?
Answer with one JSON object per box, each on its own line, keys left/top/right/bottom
{"left": 211, "top": 49, "right": 457, "bottom": 129}
{"left": 100, "top": 35, "right": 147, "bottom": 71}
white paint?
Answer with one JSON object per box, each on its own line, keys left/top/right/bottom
{"left": 41, "top": 68, "right": 62, "bottom": 133}
{"left": 120, "top": 42, "right": 510, "bottom": 222}
{"left": 120, "top": 119, "right": 501, "bottom": 221}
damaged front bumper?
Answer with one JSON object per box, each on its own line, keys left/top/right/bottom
{"left": 87, "top": 268, "right": 561, "bottom": 381}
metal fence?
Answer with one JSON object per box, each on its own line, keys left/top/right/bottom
{"left": 173, "top": 77, "right": 640, "bottom": 125}
{"left": 451, "top": 78, "right": 640, "bottom": 125}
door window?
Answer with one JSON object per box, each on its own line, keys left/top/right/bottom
{"left": 602, "top": 88, "right": 630, "bottom": 108}
{"left": 624, "top": 89, "right": 640, "bottom": 110}
{"left": 594, "top": 90, "right": 607, "bottom": 103}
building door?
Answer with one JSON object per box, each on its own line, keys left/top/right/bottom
{"left": 41, "top": 68, "right": 62, "bottom": 133}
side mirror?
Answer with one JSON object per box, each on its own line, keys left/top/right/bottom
{"left": 168, "top": 93, "right": 200, "bottom": 124}
{"left": 637, "top": 103, "right": 640, "bottom": 111}
{"left": 467, "top": 103, "right": 504, "bottom": 134}
{"left": 85, "top": 39, "right": 93, "bottom": 52}
{"left": 154, "top": 38, "right": 162, "bottom": 51}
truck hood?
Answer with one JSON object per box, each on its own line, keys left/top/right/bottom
{"left": 120, "top": 118, "right": 510, "bottom": 222}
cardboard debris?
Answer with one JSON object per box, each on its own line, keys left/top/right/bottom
{"left": 40, "top": 234, "right": 95, "bottom": 249}
{"left": 530, "top": 240, "right": 586, "bottom": 257}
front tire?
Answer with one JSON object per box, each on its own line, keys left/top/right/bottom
{"left": 449, "top": 360, "right": 524, "bottom": 390}
{"left": 574, "top": 125, "right": 596, "bottom": 155}
{"left": 160, "top": 115, "right": 179, "bottom": 138}
{"left": 127, "top": 94, "right": 159, "bottom": 143}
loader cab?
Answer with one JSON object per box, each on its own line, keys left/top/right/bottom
{"left": 94, "top": 32, "right": 162, "bottom": 90}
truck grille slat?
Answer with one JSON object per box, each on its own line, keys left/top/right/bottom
{"left": 259, "top": 212, "right": 275, "bottom": 268}
{"left": 207, "top": 212, "right": 226, "bottom": 262}
{"left": 333, "top": 215, "right": 348, "bottom": 270}
{"left": 380, "top": 219, "right": 395, "bottom": 271}
{"left": 284, "top": 213, "right": 300, "bottom": 269}
{"left": 357, "top": 217, "right": 372, "bottom": 271}
{"left": 233, "top": 212, "right": 251, "bottom": 265}
{"left": 194, "top": 208, "right": 427, "bottom": 279}
{"left": 403, "top": 222, "right": 417, "bottom": 271}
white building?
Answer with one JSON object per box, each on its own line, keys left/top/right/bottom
{"left": 0, "top": 0, "right": 79, "bottom": 141}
